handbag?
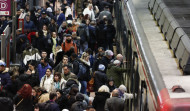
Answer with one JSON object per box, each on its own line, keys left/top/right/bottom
{"left": 13, "top": 98, "right": 23, "bottom": 111}
{"left": 87, "top": 72, "right": 95, "bottom": 92}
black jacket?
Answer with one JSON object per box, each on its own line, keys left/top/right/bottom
{"left": 99, "top": 56, "right": 111, "bottom": 73}
{"left": 93, "top": 92, "right": 110, "bottom": 111}
{"left": 94, "top": 71, "right": 107, "bottom": 91}
{"left": 0, "top": 97, "right": 13, "bottom": 111}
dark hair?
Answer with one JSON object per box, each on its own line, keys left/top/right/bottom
{"left": 41, "top": 57, "right": 48, "bottom": 63}
{"left": 63, "top": 55, "right": 68, "bottom": 59}
{"left": 63, "top": 64, "right": 69, "bottom": 69}
{"left": 71, "top": 53, "right": 78, "bottom": 59}
{"left": 98, "top": 47, "right": 104, "bottom": 51}
{"left": 86, "top": 106, "right": 95, "bottom": 110}
{"left": 54, "top": 72, "right": 62, "bottom": 82}
{"left": 46, "top": 68, "right": 52, "bottom": 73}
{"left": 49, "top": 92, "right": 57, "bottom": 100}
{"left": 28, "top": 60, "right": 36, "bottom": 68}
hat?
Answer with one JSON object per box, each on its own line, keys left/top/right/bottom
{"left": 119, "top": 84, "right": 127, "bottom": 92}
{"left": 0, "top": 60, "right": 6, "bottom": 66}
{"left": 98, "top": 64, "right": 105, "bottom": 71}
{"left": 66, "top": 34, "right": 71, "bottom": 37}
{"left": 113, "top": 60, "right": 121, "bottom": 65}
{"left": 41, "top": 10, "right": 46, "bottom": 14}
{"left": 67, "top": 23, "right": 72, "bottom": 27}
{"left": 105, "top": 50, "right": 113, "bottom": 56}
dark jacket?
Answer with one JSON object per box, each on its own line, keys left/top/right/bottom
{"left": 106, "top": 64, "right": 128, "bottom": 87}
{"left": 0, "top": 69, "right": 12, "bottom": 90}
{"left": 99, "top": 56, "right": 111, "bottom": 73}
{"left": 94, "top": 71, "right": 107, "bottom": 91}
{"left": 38, "top": 17, "right": 50, "bottom": 29}
{"left": 13, "top": 94, "right": 33, "bottom": 111}
{"left": 93, "top": 92, "right": 110, "bottom": 111}
{"left": 0, "top": 97, "right": 13, "bottom": 111}
{"left": 24, "top": 20, "right": 36, "bottom": 32}
{"left": 104, "top": 24, "right": 116, "bottom": 41}
{"left": 31, "top": 35, "right": 46, "bottom": 52}
{"left": 104, "top": 97, "right": 125, "bottom": 111}
{"left": 16, "top": 34, "right": 28, "bottom": 54}
{"left": 39, "top": 100, "right": 60, "bottom": 111}
{"left": 54, "top": 50, "right": 65, "bottom": 67}
{"left": 72, "top": 59, "right": 79, "bottom": 75}
{"left": 78, "top": 59, "right": 91, "bottom": 82}
{"left": 46, "top": 37, "right": 61, "bottom": 55}
{"left": 57, "top": 13, "right": 65, "bottom": 27}
{"left": 77, "top": 23, "right": 87, "bottom": 44}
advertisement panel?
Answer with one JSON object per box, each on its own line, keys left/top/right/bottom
{"left": 0, "top": 0, "right": 11, "bottom": 16}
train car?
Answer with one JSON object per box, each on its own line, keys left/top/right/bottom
{"left": 114, "top": 0, "right": 190, "bottom": 110}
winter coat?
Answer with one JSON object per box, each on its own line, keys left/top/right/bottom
{"left": 40, "top": 74, "right": 54, "bottom": 92}
{"left": 41, "top": 100, "right": 60, "bottom": 111}
{"left": 0, "top": 97, "right": 13, "bottom": 111}
{"left": 61, "top": 41, "right": 78, "bottom": 54}
{"left": 70, "top": 101, "right": 87, "bottom": 111}
{"left": 99, "top": 56, "right": 111, "bottom": 73}
{"left": 38, "top": 93, "right": 50, "bottom": 103}
{"left": 54, "top": 50, "right": 65, "bottom": 67}
{"left": 57, "top": 13, "right": 66, "bottom": 27}
{"left": 38, "top": 17, "right": 50, "bottom": 29}
{"left": 46, "top": 37, "right": 61, "bottom": 55}
{"left": 13, "top": 94, "right": 33, "bottom": 111}
{"left": 77, "top": 23, "right": 87, "bottom": 44}
{"left": 54, "top": 62, "right": 73, "bottom": 73}
{"left": 16, "top": 34, "right": 28, "bottom": 54}
{"left": 22, "top": 48, "right": 41, "bottom": 65}
{"left": 78, "top": 58, "right": 91, "bottom": 82}
{"left": 31, "top": 35, "right": 47, "bottom": 52}
{"left": 55, "top": 96, "right": 65, "bottom": 110}
{"left": 37, "top": 63, "right": 52, "bottom": 81}
{"left": 94, "top": 71, "right": 107, "bottom": 91}
{"left": 93, "top": 92, "right": 110, "bottom": 111}
{"left": 89, "top": 25, "right": 97, "bottom": 44}
{"left": 106, "top": 64, "right": 128, "bottom": 87}
{"left": 104, "top": 97, "right": 124, "bottom": 111}
{"left": 62, "top": 72, "right": 76, "bottom": 81}
{"left": 98, "top": 10, "right": 112, "bottom": 21}
{"left": 48, "top": 23, "right": 58, "bottom": 33}
{"left": 53, "top": 78, "right": 67, "bottom": 90}
{"left": 72, "top": 59, "right": 80, "bottom": 75}
{"left": 104, "top": 24, "right": 116, "bottom": 41}
{"left": 0, "top": 69, "right": 12, "bottom": 91}
{"left": 24, "top": 20, "right": 36, "bottom": 32}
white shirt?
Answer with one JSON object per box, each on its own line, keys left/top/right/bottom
{"left": 40, "top": 74, "right": 54, "bottom": 92}
{"left": 83, "top": 8, "right": 95, "bottom": 20}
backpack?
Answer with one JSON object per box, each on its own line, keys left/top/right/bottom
{"left": 77, "top": 63, "right": 87, "bottom": 81}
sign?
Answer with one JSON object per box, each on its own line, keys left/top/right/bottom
{"left": 0, "top": 0, "right": 11, "bottom": 16}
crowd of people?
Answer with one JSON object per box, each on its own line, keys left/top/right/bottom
{"left": 0, "top": 0, "right": 134, "bottom": 111}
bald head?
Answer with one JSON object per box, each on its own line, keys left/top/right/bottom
{"left": 112, "top": 89, "right": 119, "bottom": 97}
{"left": 116, "top": 54, "right": 123, "bottom": 62}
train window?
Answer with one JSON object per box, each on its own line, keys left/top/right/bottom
{"left": 140, "top": 81, "right": 149, "bottom": 111}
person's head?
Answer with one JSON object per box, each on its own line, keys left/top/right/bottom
{"left": 32, "top": 86, "right": 38, "bottom": 97}
{"left": 81, "top": 52, "right": 90, "bottom": 61}
{"left": 66, "top": 34, "right": 72, "bottom": 43}
{"left": 0, "top": 60, "right": 6, "bottom": 72}
{"left": 51, "top": 17, "right": 56, "bottom": 24}
{"left": 112, "top": 89, "right": 119, "bottom": 97}
{"left": 40, "top": 57, "right": 48, "bottom": 65}
{"left": 86, "top": 106, "right": 96, "bottom": 111}
{"left": 63, "top": 65, "right": 70, "bottom": 74}
{"left": 71, "top": 53, "right": 78, "bottom": 60}
{"left": 85, "top": 48, "right": 92, "bottom": 55}
{"left": 76, "top": 93, "right": 84, "bottom": 101}
{"left": 86, "top": 19, "right": 90, "bottom": 25}
{"left": 41, "top": 51, "right": 47, "bottom": 58}
{"left": 62, "top": 21, "right": 67, "bottom": 27}
{"left": 113, "top": 60, "right": 121, "bottom": 66}
{"left": 98, "top": 47, "right": 104, "bottom": 53}
{"left": 41, "top": 10, "right": 47, "bottom": 18}
{"left": 116, "top": 54, "right": 123, "bottom": 62}
{"left": 34, "top": 103, "right": 40, "bottom": 111}
{"left": 119, "top": 84, "right": 127, "bottom": 93}
{"left": 45, "top": 2, "right": 50, "bottom": 8}
{"left": 62, "top": 55, "right": 69, "bottom": 64}
{"left": 45, "top": 68, "right": 52, "bottom": 77}
{"left": 28, "top": 61, "right": 36, "bottom": 71}
{"left": 17, "top": 84, "right": 32, "bottom": 99}
{"left": 108, "top": 78, "right": 114, "bottom": 86}
{"left": 104, "top": 5, "right": 110, "bottom": 11}
{"left": 105, "top": 50, "right": 113, "bottom": 59}
{"left": 49, "top": 91, "right": 57, "bottom": 101}
{"left": 56, "top": 89, "right": 63, "bottom": 98}
{"left": 54, "top": 72, "right": 62, "bottom": 82}
{"left": 43, "top": 25, "right": 48, "bottom": 31}
{"left": 72, "top": 32, "right": 77, "bottom": 39}
{"left": 98, "top": 64, "right": 105, "bottom": 72}
{"left": 88, "top": 4, "right": 93, "bottom": 10}
{"left": 25, "top": 14, "right": 30, "bottom": 22}
{"left": 52, "top": 32, "right": 57, "bottom": 38}
{"left": 67, "top": 23, "right": 73, "bottom": 31}
{"left": 98, "top": 85, "right": 110, "bottom": 93}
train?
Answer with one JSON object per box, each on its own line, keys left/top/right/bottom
{"left": 114, "top": 0, "right": 190, "bottom": 110}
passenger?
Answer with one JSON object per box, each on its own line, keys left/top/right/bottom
{"left": 48, "top": 18, "right": 58, "bottom": 33}
{"left": 86, "top": 105, "right": 96, "bottom": 111}
{"left": 118, "top": 84, "right": 134, "bottom": 100}
{"left": 70, "top": 53, "right": 80, "bottom": 76}
{"left": 104, "top": 89, "right": 124, "bottom": 111}
{"left": 54, "top": 55, "right": 73, "bottom": 74}
{"left": 93, "top": 85, "right": 110, "bottom": 111}
{"left": 61, "top": 34, "right": 78, "bottom": 54}
{"left": 0, "top": 60, "right": 12, "bottom": 92}
{"left": 40, "top": 50, "right": 54, "bottom": 68}
{"left": 99, "top": 50, "right": 114, "bottom": 73}
{"left": 53, "top": 72, "right": 67, "bottom": 90}
{"left": 24, "top": 14, "right": 36, "bottom": 33}
{"left": 106, "top": 60, "right": 128, "bottom": 87}
{"left": 78, "top": 52, "right": 91, "bottom": 94}
{"left": 55, "top": 89, "right": 65, "bottom": 110}
{"left": 40, "top": 68, "right": 54, "bottom": 92}
{"left": 83, "top": 4, "right": 96, "bottom": 21}
{"left": 94, "top": 64, "right": 107, "bottom": 91}
{"left": 70, "top": 93, "right": 87, "bottom": 111}
{"left": 13, "top": 84, "right": 33, "bottom": 111}
{"left": 98, "top": 5, "right": 112, "bottom": 21}
{"left": 62, "top": 65, "right": 75, "bottom": 80}
{"left": 37, "top": 58, "right": 52, "bottom": 81}
{"left": 38, "top": 10, "right": 50, "bottom": 30}
{"left": 107, "top": 78, "right": 116, "bottom": 92}
{"left": 58, "top": 21, "right": 67, "bottom": 40}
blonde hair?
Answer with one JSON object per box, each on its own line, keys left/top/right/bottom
{"left": 98, "top": 85, "right": 110, "bottom": 93}
{"left": 81, "top": 52, "right": 89, "bottom": 60}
